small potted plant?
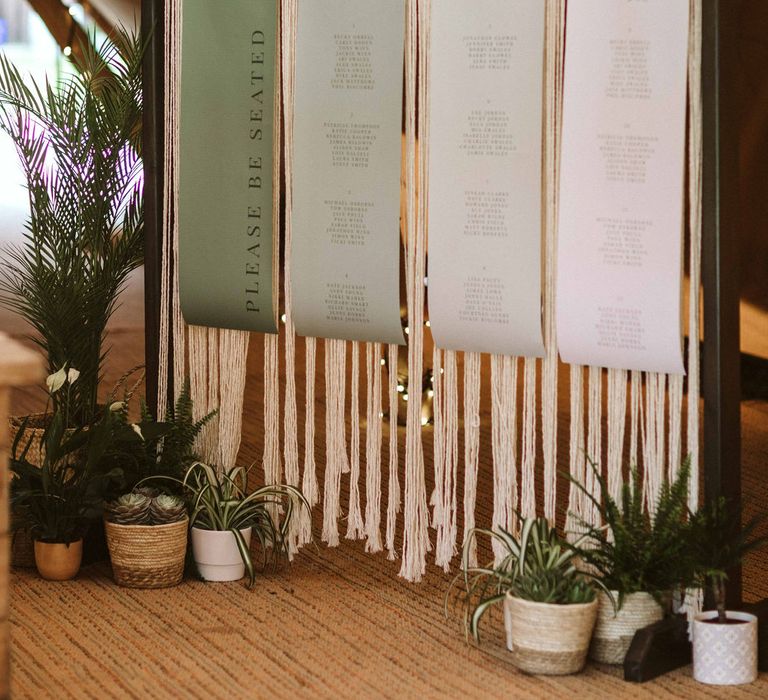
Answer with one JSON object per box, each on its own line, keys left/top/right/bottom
{"left": 104, "top": 489, "right": 188, "bottom": 588}
{"left": 689, "top": 497, "right": 766, "bottom": 685}
{"left": 147, "top": 462, "right": 309, "bottom": 586}
{"left": 11, "top": 403, "right": 124, "bottom": 581}
{"left": 571, "top": 458, "right": 693, "bottom": 664}
{"left": 449, "top": 517, "right": 607, "bottom": 675}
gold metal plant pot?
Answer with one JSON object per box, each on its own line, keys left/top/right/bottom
{"left": 34, "top": 540, "right": 83, "bottom": 581}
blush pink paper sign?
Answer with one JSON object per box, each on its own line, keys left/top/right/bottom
{"left": 557, "top": 0, "right": 688, "bottom": 374}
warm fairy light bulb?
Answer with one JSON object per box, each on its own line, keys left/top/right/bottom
{"left": 425, "top": 320, "right": 431, "bottom": 327}
{"left": 404, "top": 326, "right": 410, "bottom": 335}
{"left": 421, "top": 417, "right": 429, "bottom": 426}
{"left": 380, "top": 358, "right": 386, "bottom": 366}
{"left": 427, "top": 389, "right": 434, "bottom": 398}
{"left": 397, "top": 384, "right": 405, "bottom": 393}
{"left": 281, "top": 313, "right": 287, "bottom": 323}
{"left": 69, "top": 6, "right": 78, "bottom": 15}
{"left": 63, "top": 46, "right": 72, "bottom": 57}
{"left": 403, "top": 394, "right": 409, "bottom": 401}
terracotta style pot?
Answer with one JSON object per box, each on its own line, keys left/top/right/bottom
{"left": 34, "top": 539, "right": 83, "bottom": 581}
{"left": 504, "top": 592, "right": 598, "bottom": 675}
{"left": 590, "top": 590, "right": 663, "bottom": 664}
{"left": 191, "top": 527, "right": 252, "bottom": 582}
{"left": 693, "top": 611, "right": 758, "bottom": 685}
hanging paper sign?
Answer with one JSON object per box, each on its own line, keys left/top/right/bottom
{"left": 290, "top": 0, "right": 405, "bottom": 345}
{"left": 557, "top": 0, "right": 687, "bottom": 374}
{"left": 178, "top": 0, "right": 278, "bottom": 333}
{"left": 426, "top": 0, "right": 546, "bottom": 357}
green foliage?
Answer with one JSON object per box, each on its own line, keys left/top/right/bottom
{"left": 101, "top": 381, "right": 216, "bottom": 490}
{"left": 0, "top": 30, "right": 144, "bottom": 426}
{"left": 688, "top": 497, "right": 767, "bottom": 623}
{"left": 11, "top": 405, "right": 124, "bottom": 543}
{"left": 448, "top": 517, "right": 605, "bottom": 642}
{"left": 570, "top": 457, "right": 693, "bottom": 609}
{"left": 144, "top": 462, "right": 310, "bottom": 587}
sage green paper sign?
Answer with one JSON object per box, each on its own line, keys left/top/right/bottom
{"left": 178, "top": 0, "right": 278, "bottom": 333}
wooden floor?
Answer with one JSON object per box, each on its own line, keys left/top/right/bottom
{"left": 6, "top": 309, "right": 768, "bottom": 698}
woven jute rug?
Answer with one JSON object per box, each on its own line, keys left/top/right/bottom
{"left": 8, "top": 330, "right": 768, "bottom": 698}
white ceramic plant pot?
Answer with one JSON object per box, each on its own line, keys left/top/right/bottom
{"left": 693, "top": 611, "right": 758, "bottom": 685}
{"left": 191, "top": 527, "right": 252, "bottom": 582}
{"left": 590, "top": 590, "right": 664, "bottom": 664}
{"left": 504, "top": 592, "right": 598, "bottom": 675}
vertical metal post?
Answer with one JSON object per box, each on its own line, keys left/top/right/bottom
{"left": 142, "top": 0, "right": 166, "bottom": 416}
{"left": 701, "top": 0, "right": 742, "bottom": 606}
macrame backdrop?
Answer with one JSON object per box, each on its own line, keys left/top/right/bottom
{"left": 158, "top": 0, "right": 704, "bottom": 584}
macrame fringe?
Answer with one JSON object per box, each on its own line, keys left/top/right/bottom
{"left": 346, "top": 343, "right": 364, "bottom": 540}
{"left": 385, "top": 343, "right": 401, "bottom": 560}
{"left": 363, "top": 343, "right": 384, "bottom": 551}
{"left": 461, "top": 353, "right": 481, "bottom": 568}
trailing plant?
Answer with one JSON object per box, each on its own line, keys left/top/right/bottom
{"left": 688, "top": 497, "right": 767, "bottom": 624}
{"left": 11, "top": 402, "right": 124, "bottom": 544}
{"left": 0, "top": 30, "right": 144, "bottom": 426}
{"left": 105, "top": 492, "right": 186, "bottom": 525}
{"left": 569, "top": 457, "right": 693, "bottom": 610}
{"left": 144, "top": 462, "right": 310, "bottom": 587}
{"left": 448, "top": 517, "right": 607, "bottom": 642}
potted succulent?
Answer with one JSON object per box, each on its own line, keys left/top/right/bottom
{"left": 104, "top": 489, "right": 188, "bottom": 589}
{"left": 571, "top": 458, "right": 693, "bottom": 664}
{"left": 689, "top": 497, "right": 766, "bottom": 685}
{"left": 147, "top": 462, "right": 309, "bottom": 586}
{"left": 449, "top": 517, "right": 607, "bottom": 675}
{"left": 11, "top": 403, "right": 124, "bottom": 580}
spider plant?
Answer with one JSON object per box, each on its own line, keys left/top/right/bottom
{"left": 569, "top": 457, "right": 694, "bottom": 611}
{"left": 0, "top": 30, "right": 144, "bottom": 426}
{"left": 448, "top": 517, "right": 608, "bottom": 642}
{"left": 144, "top": 462, "right": 310, "bottom": 587}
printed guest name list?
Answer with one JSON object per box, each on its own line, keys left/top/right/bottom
{"left": 557, "top": 0, "right": 688, "bottom": 374}
{"left": 290, "top": 0, "right": 405, "bottom": 345}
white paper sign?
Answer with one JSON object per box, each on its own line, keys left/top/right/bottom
{"left": 290, "top": 0, "right": 405, "bottom": 345}
{"left": 426, "top": 0, "right": 545, "bottom": 357}
{"left": 557, "top": 0, "right": 688, "bottom": 374}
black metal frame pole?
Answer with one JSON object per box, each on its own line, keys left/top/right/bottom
{"left": 141, "top": 0, "right": 165, "bottom": 416}
{"left": 701, "top": 0, "right": 742, "bottom": 606}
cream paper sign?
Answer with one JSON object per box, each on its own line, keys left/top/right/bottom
{"left": 557, "top": 0, "right": 688, "bottom": 374}
{"left": 426, "top": 0, "right": 545, "bottom": 357}
{"left": 290, "top": 0, "right": 405, "bottom": 346}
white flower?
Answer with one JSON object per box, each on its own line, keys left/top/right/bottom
{"left": 131, "top": 424, "right": 144, "bottom": 441}
{"left": 67, "top": 368, "right": 80, "bottom": 384}
{"left": 45, "top": 366, "right": 67, "bottom": 394}
{"left": 109, "top": 401, "right": 126, "bottom": 412}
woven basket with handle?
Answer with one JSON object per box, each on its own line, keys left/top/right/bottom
{"left": 504, "top": 593, "right": 598, "bottom": 675}
{"left": 105, "top": 518, "right": 188, "bottom": 589}
{"left": 589, "top": 590, "right": 663, "bottom": 664}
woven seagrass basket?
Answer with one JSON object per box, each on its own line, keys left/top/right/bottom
{"left": 504, "top": 593, "right": 598, "bottom": 675}
{"left": 589, "top": 590, "right": 663, "bottom": 664}
{"left": 105, "top": 517, "right": 189, "bottom": 589}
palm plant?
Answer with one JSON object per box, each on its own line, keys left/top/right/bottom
{"left": 570, "top": 457, "right": 693, "bottom": 610}
{"left": 0, "top": 30, "right": 144, "bottom": 426}
{"left": 688, "top": 497, "right": 767, "bottom": 623}
{"left": 448, "top": 517, "right": 606, "bottom": 642}
{"left": 145, "top": 463, "right": 310, "bottom": 587}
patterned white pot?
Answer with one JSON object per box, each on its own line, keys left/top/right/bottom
{"left": 693, "top": 611, "right": 758, "bottom": 685}
{"left": 590, "top": 590, "right": 664, "bottom": 664}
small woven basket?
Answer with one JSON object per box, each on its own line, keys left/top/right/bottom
{"left": 589, "top": 590, "right": 663, "bottom": 664}
{"left": 105, "top": 518, "right": 189, "bottom": 589}
{"left": 504, "top": 593, "right": 598, "bottom": 675}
